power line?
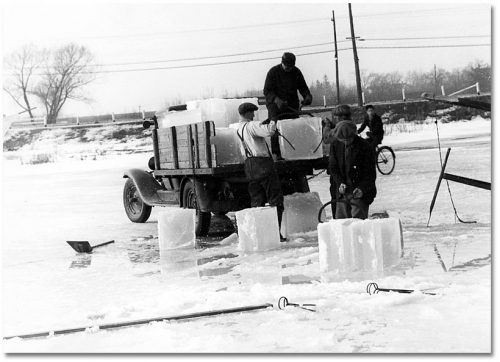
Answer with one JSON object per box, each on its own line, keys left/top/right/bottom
{"left": 10, "top": 43, "right": 490, "bottom": 76}
{"left": 92, "top": 41, "right": 351, "bottom": 67}
{"left": 358, "top": 43, "right": 490, "bottom": 50}
{"left": 72, "top": 35, "right": 491, "bottom": 68}
{"left": 364, "top": 35, "right": 490, "bottom": 41}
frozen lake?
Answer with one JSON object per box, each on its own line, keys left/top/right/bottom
{"left": 2, "top": 128, "right": 491, "bottom": 352}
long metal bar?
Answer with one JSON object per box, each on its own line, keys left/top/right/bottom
{"left": 427, "top": 148, "right": 452, "bottom": 226}
{"left": 4, "top": 304, "right": 273, "bottom": 340}
{"left": 443, "top": 173, "right": 491, "bottom": 190}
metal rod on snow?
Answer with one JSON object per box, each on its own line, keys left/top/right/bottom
{"left": 278, "top": 296, "right": 316, "bottom": 312}
{"left": 366, "top": 283, "right": 436, "bottom": 296}
{"left": 3, "top": 303, "right": 273, "bottom": 340}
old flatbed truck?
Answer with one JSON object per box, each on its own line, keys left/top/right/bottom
{"left": 123, "top": 106, "right": 329, "bottom": 236}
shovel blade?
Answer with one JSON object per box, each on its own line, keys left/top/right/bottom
{"left": 67, "top": 241, "right": 92, "bottom": 253}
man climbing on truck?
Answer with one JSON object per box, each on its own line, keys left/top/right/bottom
{"left": 263, "top": 52, "right": 313, "bottom": 158}
{"left": 236, "top": 102, "right": 286, "bottom": 242}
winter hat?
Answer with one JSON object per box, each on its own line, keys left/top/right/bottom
{"left": 238, "top": 102, "right": 258, "bottom": 115}
{"left": 334, "top": 104, "right": 351, "bottom": 119}
{"left": 281, "top": 52, "right": 296, "bottom": 66}
{"left": 333, "top": 120, "right": 357, "bottom": 142}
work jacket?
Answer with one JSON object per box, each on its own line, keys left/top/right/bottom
{"left": 358, "top": 113, "right": 384, "bottom": 137}
{"left": 329, "top": 136, "right": 377, "bottom": 205}
{"left": 263, "top": 64, "right": 311, "bottom": 111}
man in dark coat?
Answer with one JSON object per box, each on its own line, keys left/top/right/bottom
{"left": 358, "top": 104, "right": 384, "bottom": 149}
{"left": 263, "top": 52, "right": 312, "bottom": 157}
{"left": 329, "top": 120, "right": 377, "bottom": 220}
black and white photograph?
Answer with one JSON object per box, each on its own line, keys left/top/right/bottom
{"left": 1, "top": 0, "right": 493, "bottom": 354}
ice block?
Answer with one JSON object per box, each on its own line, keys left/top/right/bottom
{"left": 211, "top": 128, "right": 245, "bottom": 165}
{"left": 281, "top": 192, "right": 324, "bottom": 238}
{"left": 318, "top": 218, "right": 402, "bottom": 273}
{"left": 157, "top": 209, "right": 196, "bottom": 251}
{"left": 277, "top": 117, "right": 323, "bottom": 160}
{"left": 158, "top": 109, "right": 203, "bottom": 128}
{"left": 235, "top": 206, "right": 280, "bottom": 251}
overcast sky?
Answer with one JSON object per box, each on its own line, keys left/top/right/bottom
{"left": 1, "top": 0, "right": 491, "bottom": 117}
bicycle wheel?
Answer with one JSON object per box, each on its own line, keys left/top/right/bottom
{"left": 376, "top": 146, "right": 396, "bottom": 175}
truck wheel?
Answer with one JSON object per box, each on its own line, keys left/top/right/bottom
{"left": 123, "top": 178, "right": 152, "bottom": 223}
{"left": 182, "top": 180, "right": 211, "bottom": 237}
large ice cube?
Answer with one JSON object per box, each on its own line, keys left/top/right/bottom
{"left": 158, "top": 109, "right": 203, "bottom": 128}
{"left": 211, "top": 128, "right": 245, "bottom": 165}
{"left": 374, "top": 218, "right": 403, "bottom": 267}
{"left": 318, "top": 218, "right": 401, "bottom": 273}
{"left": 157, "top": 209, "right": 196, "bottom": 251}
{"left": 235, "top": 206, "right": 280, "bottom": 251}
{"left": 186, "top": 98, "right": 259, "bottom": 128}
{"left": 281, "top": 192, "right": 324, "bottom": 238}
{"left": 277, "top": 117, "right": 323, "bottom": 160}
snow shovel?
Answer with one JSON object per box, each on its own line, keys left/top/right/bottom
{"left": 66, "top": 240, "right": 115, "bottom": 253}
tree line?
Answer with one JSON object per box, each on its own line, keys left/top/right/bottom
{"left": 3, "top": 44, "right": 95, "bottom": 124}
{"left": 306, "top": 62, "right": 491, "bottom": 106}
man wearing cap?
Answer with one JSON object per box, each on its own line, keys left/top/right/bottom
{"left": 358, "top": 104, "right": 384, "bottom": 149}
{"left": 236, "top": 102, "right": 286, "bottom": 241}
{"left": 263, "top": 52, "right": 313, "bottom": 157}
{"left": 325, "top": 105, "right": 377, "bottom": 219}
{"left": 322, "top": 104, "right": 358, "bottom": 217}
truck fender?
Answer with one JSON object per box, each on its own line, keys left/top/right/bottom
{"left": 123, "top": 169, "right": 165, "bottom": 206}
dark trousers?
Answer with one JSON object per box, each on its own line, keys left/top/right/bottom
{"left": 329, "top": 175, "right": 337, "bottom": 217}
{"left": 335, "top": 198, "right": 369, "bottom": 220}
{"left": 248, "top": 170, "right": 284, "bottom": 229}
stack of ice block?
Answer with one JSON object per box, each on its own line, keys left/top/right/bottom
{"left": 158, "top": 109, "right": 203, "bottom": 128}
{"left": 186, "top": 98, "right": 259, "bottom": 128}
{"left": 281, "top": 192, "right": 324, "bottom": 238}
{"left": 318, "top": 218, "right": 402, "bottom": 274}
{"left": 277, "top": 117, "right": 323, "bottom": 160}
{"left": 157, "top": 209, "right": 196, "bottom": 253}
{"left": 211, "top": 128, "right": 245, "bottom": 165}
{"left": 235, "top": 206, "right": 280, "bottom": 251}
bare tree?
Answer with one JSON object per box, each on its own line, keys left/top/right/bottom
{"left": 32, "top": 43, "right": 95, "bottom": 124}
{"left": 3, "top": 45, "right": 41, "bottom": 119}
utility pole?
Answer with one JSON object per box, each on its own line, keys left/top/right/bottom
{"left": 348, "top": 3, "right": 363, "bottom": 106}
{"left": 331, "top": 10, "right": 341, "bottom": 104}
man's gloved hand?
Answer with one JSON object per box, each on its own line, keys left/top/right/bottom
{"left": 269, "top": 121, "right": 277, "bottom": 133}
{"left": 339, "top": 183, "right": 347, "bottom": 195}
{"left": 301, "top": 93, "right": 312, "bottom": 106}
{"left": 274, "top": 97, "right": 287, "bottom": 110}
{"left": 353, "top": 188, "right": 363, "bottom": 199}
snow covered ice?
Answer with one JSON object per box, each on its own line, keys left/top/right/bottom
{"left": 235, "top": 206, "right": 280, "bottom": 251}
{"left": 318, "top": 218, "right": 401, "bottom": 274}
{"left": 281, "top": 192, "right": 324, "bottom": 238}
{"left": 157, "top": 209, "right": 196, "bottom": 251}
{"left": 277, "top": 116, "right": 323, "bottom": 160}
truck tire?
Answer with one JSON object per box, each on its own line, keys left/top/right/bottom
{"left": 123, "top": 178, "right": 152, "bottom": 223}
{"left": 182, "top": 180, "right": 211, "bottom": 237}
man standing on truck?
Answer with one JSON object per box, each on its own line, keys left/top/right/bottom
{"left": 324, "top": 105, "right": 377, "bottom": 219}
{"left": 358, "top": 104, "right": 384, "bottom": 149}
{"left": 263, "top": 52, "right": 313, "bottom": 158}
{"left": 236, "top": 102, "right": 286, "bottom": 242}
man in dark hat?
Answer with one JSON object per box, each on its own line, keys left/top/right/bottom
{"left": 325, "top": 106, "right": 377, "bottom": 219}
{"left": 236, "top": 102, "right": 286, "bottom": 241}
{"left": 322, "top": 104, "right": 358, "bottom": 217}
{"left": 358, "top": 104, "right": 384, "bottom": 149}
{"left": 263, "top": 52, "right": 313, "bottom": 158}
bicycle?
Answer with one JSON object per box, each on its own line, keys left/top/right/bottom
{"left": 375, "top": 144, "right": 396, "bottom": 175}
